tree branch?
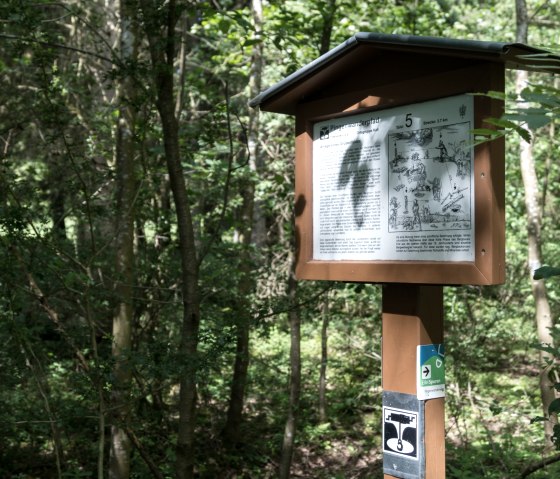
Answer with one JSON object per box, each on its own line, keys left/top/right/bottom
{"left": 254, "top": 284, "right": 334, "bottom": 323}
{"left": 11, "top": 244, "right": 91, "bottom": 373}
{"left": 125, "top": 426, "right": 165, "bottom": 479}
{"left": 0, "top": 33, "right": 115, "bottom": 64}
{"left": 520, "top": 453, "right": 560, "bottom": 478}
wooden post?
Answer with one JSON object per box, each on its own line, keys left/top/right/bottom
{"left": 382, "top": 284, "right": 445, "bottom": 479}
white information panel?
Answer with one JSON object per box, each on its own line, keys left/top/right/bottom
{"left": 312, "top": 94, "right": 475, "bottom": 262}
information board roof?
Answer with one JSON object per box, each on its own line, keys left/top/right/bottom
{"left": 250, "top": 32, "right": 560, "bottom": 115}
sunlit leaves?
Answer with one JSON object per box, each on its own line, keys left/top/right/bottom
{"left": 474, "top": 81, "right": 560, "bottom": 146}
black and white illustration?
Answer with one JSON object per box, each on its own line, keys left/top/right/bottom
{"left": 383, "top": 406, "right": 418, "bottom": 459}
{"left": 312, "top": 94, "right": 475, "bottom": 262}
{"left": 388, "top": 122, "right": 472, "bottom": 233}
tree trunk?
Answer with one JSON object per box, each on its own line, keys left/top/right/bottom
{"left": 47, "top": 154, "right": 67, "bottom": 242}
{"left": 158, "top": 45, "right": 201, "bottom": 479}
{"left": 109, "top": 1, "right": 138, "bottom": 477}
{"left": 316, "top": 0, "right": 335, "bottom": 428}
{"left": 20, "top": 338, "right": 64, "bottom": 479}
{"left": 138, "top": 2, "right": 201, "bottom": 477}
{"left": 318, "top": 0, "right": 337, "bottom": 56}
{"left": 222, "top": 0, "right": 264, "bottom": 448}
{"left": 318, "top": 291, "right": 329, "bottom": 424}
{"left": 278, "top": 254, "right": 301, "bottom": 479}
{"left": 515, "top": 0, "right": 556, "bottom": 445}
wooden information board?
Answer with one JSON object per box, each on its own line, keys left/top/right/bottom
{"left": 248, "top": 32, "right": 560, "bottom": 479}
{"left": 294, "top": 63, "right": 505, "bottom": 285}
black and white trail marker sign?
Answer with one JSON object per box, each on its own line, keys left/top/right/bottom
{"left": 383, "top": 391, "right": 425, "bottom": 479}
{"left": 383, "top": 407, "right": 418, "bottom": 458}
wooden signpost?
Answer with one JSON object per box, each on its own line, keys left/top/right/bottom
{"left": 251, "top": 32, "right": 559, "bottom": 479}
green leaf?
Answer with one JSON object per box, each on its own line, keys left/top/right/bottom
{"left": 512, "top": 123, "right": 532, "bottom": 143}
{"left": 489, "top": 117, "right": 533, "bottom": 142}
{"left": 218, "top": 18, "right": 230, "bottom": 33}
{"left": 524, "top": 112, "right": 552, "bottom": 130}
{"left": 520, "top": 91, "right": 560, "bottom": 107}
{"left": 531, "top": 416, "right": 550, "bottom": 424}
{"left": 472, "top": 90, "right": 507, "bottom": 100}
{"left": 243, "top": 38, "right": 262, "bottom": 47}
{"left": 230, "top": 11, "right": 255, "bottom": 32}
{"left": 483, "top": 117, "right": 520, "bottom": 130}
{"left": 548, "top": 398, "right": 560, "bottom": 415}
{"left": 471, "top": 128, "right": 502, "bottom": 137}
{"left": 534, "top": 343, "right": 557, "bottom": 355}
{"left": 501, "top": 113, "right": 528, "bottom": 122}
{"left": 471, "top": 128, "right": 505, "bottom": 146}
{"left": 533, "top": 266, "right": 560, "bottom": 280}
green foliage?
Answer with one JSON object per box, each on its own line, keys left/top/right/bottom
{"left": 1, "top": 0, "right": 560, "bottom": 478}
{"left": 534, "top": 266, "right": 560, "bottom": 280}
{"left": 474, "top": 80, "right": 560, "bottom": 145}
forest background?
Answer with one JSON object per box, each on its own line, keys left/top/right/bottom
{"left": 1, "top": 0, "right": 560, "bottom": 478}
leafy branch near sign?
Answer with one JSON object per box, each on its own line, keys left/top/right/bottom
{"left": 471, "top": 81, "right": 560, "bottom": 145}
{"left": 493, "top": 70, "right": 560, "bottom": 454}
{"left": 473, "top": 50, "right": 560, "bottom": 472}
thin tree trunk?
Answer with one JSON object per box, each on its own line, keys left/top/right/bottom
{"left": 222, "top": 0, "right": 263, "bottom": 448}
{"left": 109, "top": 1, "right": 138, "bottom": 477}
{"left": 158, "top": 48, "right": 200, "bottom": 479}
{"left": 316, "top": 0, "right": 335, "bottom": 428}
{"left": 21, "top": 339, "right": 64, "bottom": 479}
{"left": 47, "top": 154, "right": 67, "bottom": 241}
{"left": 318, "top": 291, "right": 329, "bottom": 424}
{"left": 248, "top": 0, "right": 267, "bottom": 249}
{"left": 279, "top": 253, "right": 301, "bottom": 479}
{"left": 515, "top": 0, "right": 556, "bottom": 445}
{"left": 223, "top": 310, "right": 250, "bottom": 446}
{"left": 318, "top": 0, "right": 337, "bottom": 56}
{"left": 138, "top": 2, "right": 201, "bottom": 477}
